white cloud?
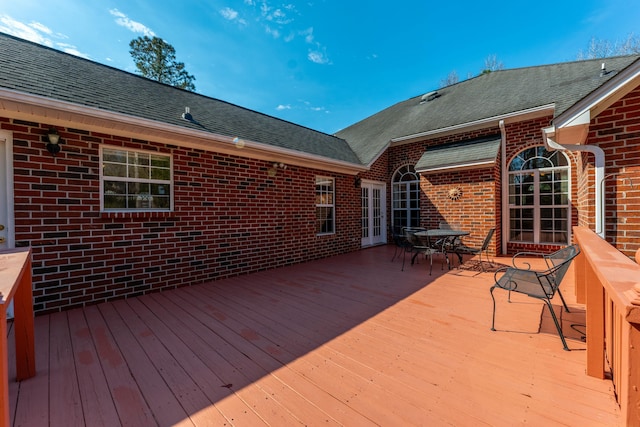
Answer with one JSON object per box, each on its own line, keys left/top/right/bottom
{"left": 220, "top": 7, "right": 239, "bottom": 20}
{"left": 58, "top": 43, "right": 91, "bottom": 59}
{"left": 308, "top": 49, "right": 330, "bottom": 65}
{"left": 0, "top": 14, "right": 54, "bottom": 46}
{"left": 109, "top": 9, "right": 155, "bottom": 37}
{"left": 300, "top": 27, "right": 314, "bottom": 44}
{"left": 265, "top": 25, "right": 280, "bottom": 39}
{"left": 0, "top": 14, "right": 90, "bottom": 58}
{"left": 220, "top": 7, "right": 247, "bottom": 26}
{"left": 276, "top": 104, "right": 291, "bottom": 111}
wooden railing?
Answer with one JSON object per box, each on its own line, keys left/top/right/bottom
{"left": 573, "top": 227, "right": 640, "bottom": 426}
{"left": 0, "top": 248, "right": 35, "bottom": 427}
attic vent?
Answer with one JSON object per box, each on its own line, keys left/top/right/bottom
{"left": 420, "top": 91, "right": 440, "bottom": 104}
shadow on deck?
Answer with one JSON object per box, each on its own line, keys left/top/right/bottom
{"left": 8, "top": 245, "right": 620, "bottom": 426}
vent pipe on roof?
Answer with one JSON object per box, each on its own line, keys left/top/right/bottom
{"left": 419, "top": 91, "right": 440, "bottom": 104}
{"left": 182, "top": 107, "right": 193, "bottom": 121}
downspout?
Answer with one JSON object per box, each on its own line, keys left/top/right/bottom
{"left": 499, "top": 120, "right": 508, "bottom": 254}
{"left": 542, "top": 128, "right": 605, "bottom": 239}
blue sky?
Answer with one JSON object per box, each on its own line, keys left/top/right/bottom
{"left": 1, "top": 1, "right": 639, "bottom": 134}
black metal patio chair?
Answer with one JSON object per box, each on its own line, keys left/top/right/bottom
{"left": 391, "top": 226, "right": 412, "bottom": 262}
{"left": 451, "top": 228, "right": 495, "bottom": 271}
{"left": 490, "top": 244, "right": 581, "bottom": 351}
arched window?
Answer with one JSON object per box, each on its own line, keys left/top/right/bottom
{"left": 508, "top": 146, "right": 570, "bottom": 244}
{"left": 392, "top": 165, "right": 421, "bottom": 230}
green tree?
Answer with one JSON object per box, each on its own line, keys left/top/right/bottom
{"left": 129, "top": 36, "right": 196, "bottom": 91}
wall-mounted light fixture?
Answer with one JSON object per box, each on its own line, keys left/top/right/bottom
{"left": 267, "top": 162, "right": 287, "bottom": 177}
{"left": 46, "top": 128, "right": 61, "bottom": 156}
{"left": 354, "top": 176, "right": 362, "bottom": 188}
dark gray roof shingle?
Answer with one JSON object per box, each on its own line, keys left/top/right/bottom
{"left": 0, "top": 32, "right": 361, "bottom": 165}
{"left": 336, "top": 55, "right": 640, "bottom": 165}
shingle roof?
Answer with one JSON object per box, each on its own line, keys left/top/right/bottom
{"left": 0, "top": 32, "right": 361, "bottom": 165}
{"left": 336, "top": 55, "right": 640, "bottom": 165}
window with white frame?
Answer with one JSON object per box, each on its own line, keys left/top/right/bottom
{"left": 101, "top": 147, "right": 172, "bottom": 211}
{"left": 508, "top": 146, "right": 569, "bottom": 244}
{"left": 392, "top": 165, "right": 421, "bottom": 230}
{"left": 315, "top": 176, "right": 335, "bottom": 234}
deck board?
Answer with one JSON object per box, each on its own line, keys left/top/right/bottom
{"left": 7, "top": 245, "right": 621, "bottom": 426}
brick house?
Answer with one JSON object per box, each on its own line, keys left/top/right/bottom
{"left": 1, "top": 32, "right": 639, "bottom": 314}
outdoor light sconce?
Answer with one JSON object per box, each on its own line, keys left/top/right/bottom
{"left": 46, "top": 128, "right": 61, "bottom": 156}
{"left": 354, "top": 176, "right": 362, "bottom": 188}
{"left": 267, "top": 162, "right": 287, "bottom": 177}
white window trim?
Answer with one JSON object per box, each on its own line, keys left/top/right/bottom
{"left": 316, "top": 176, "right": 335, "bottom": 235}
{"left": 391, "top": 165, "right": 420, "bottom": 229}
{"left": 505, "top": 149, "right": 571, "bottom": 245}
{"left": 99, "top": 145, "right": 174, "bottom": 212}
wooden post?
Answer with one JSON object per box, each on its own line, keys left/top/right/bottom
{"left": 574, "top": 243, "right": 586, "bottom": 304}
{"left": 0, "top": 301, "right": 8, "bottom": 427}
{"left": 584, "top": 254, "right": 606, "bottom": 379}
{"left": 13, "top": 255, "right": 35, "bottom": 381}
{"left": 0, "top": 248, "right": 35, "bottom": 427}
{"left": 625, "top": 323, "right": 640, "bottom": 426}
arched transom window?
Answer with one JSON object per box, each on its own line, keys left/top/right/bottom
{"left": 392, "top": 165, "right": 421, "bottom": 230}
{"left": 508, "top": 146, "right": 570, "bottom": 244}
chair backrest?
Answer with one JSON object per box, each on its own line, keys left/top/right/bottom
{"left": 545, "top": 244, "right": 579, "bottom": 267}
{"left": 544, "top": 244, "right": 580, "bottom": 286}
{"left": 480, "top": 228, "right": 496, "bottom": 251}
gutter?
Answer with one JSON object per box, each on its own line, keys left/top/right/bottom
{"left": 0, "top": 88, "right": 368, "bottom": 175}
{"left": 542, "top": 126, "right": 605, "bottom": 238}
{"left": 391, "top": 104, "right": 554, "bottom": 143}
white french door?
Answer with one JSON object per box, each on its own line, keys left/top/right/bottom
{"left": 361, "top": 181, "right": 387, "bottom": 247}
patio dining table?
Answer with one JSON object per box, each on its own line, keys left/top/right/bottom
{"left": 412, "top": 229, "right": 470, "bottom": 268}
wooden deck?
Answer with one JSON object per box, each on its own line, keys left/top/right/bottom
{"left": 7, "top": 245, "right": 620, "bottom": 426}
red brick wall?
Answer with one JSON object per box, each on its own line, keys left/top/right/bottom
{"left": 387, "top": 128, "right": 502, "bottom": 255}
{"left": 584, "top": 87, "right": 640, "bottom": 258}
{"left": 4, "top": 118, "right": 361, "bottom": 314}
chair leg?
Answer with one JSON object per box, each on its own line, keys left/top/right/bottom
{"left": 401, "top": 249, "right": 406, "bottom": 271}
{"left": 556, "top": 289, "right": 570, "bottom": 313}
{"left": 544, "top": 300, "right": 570, "bottom": 351}
{"left": 490, "top": 286, "right": 497, "bottom": 331}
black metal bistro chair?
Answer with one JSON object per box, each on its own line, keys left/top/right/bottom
{"left": 451, "top": 228, "right": 495, "bottom": 271}
{"left": 490, "top": 244, "right": 581, "bottom": 351}
{"left": 391, "top": 226, "right": 412, "bottom": 262}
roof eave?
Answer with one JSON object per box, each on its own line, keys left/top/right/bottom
{"left": 0, "top": 88, "right": 367, "bottom": 175}
{"left": 553, "top": 57, "right": 640, "bottom": 144}
{"left": 390, "top": 104, "right": 555, "bottom": 144}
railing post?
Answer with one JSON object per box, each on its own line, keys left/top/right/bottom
{"left": 583, "top": 250, "right": 606, "bottom": 379}
{"left": 574, "top": 242, "right": 586, "bottom": 304}
{"left": 0, "top": 301, "right": 8, "bottom": 427}
{"left": 0, "top": 248, "right": 35, "bottom": 427}
{"left": 623, "top": 322, "right": 640, "bottom": 426}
